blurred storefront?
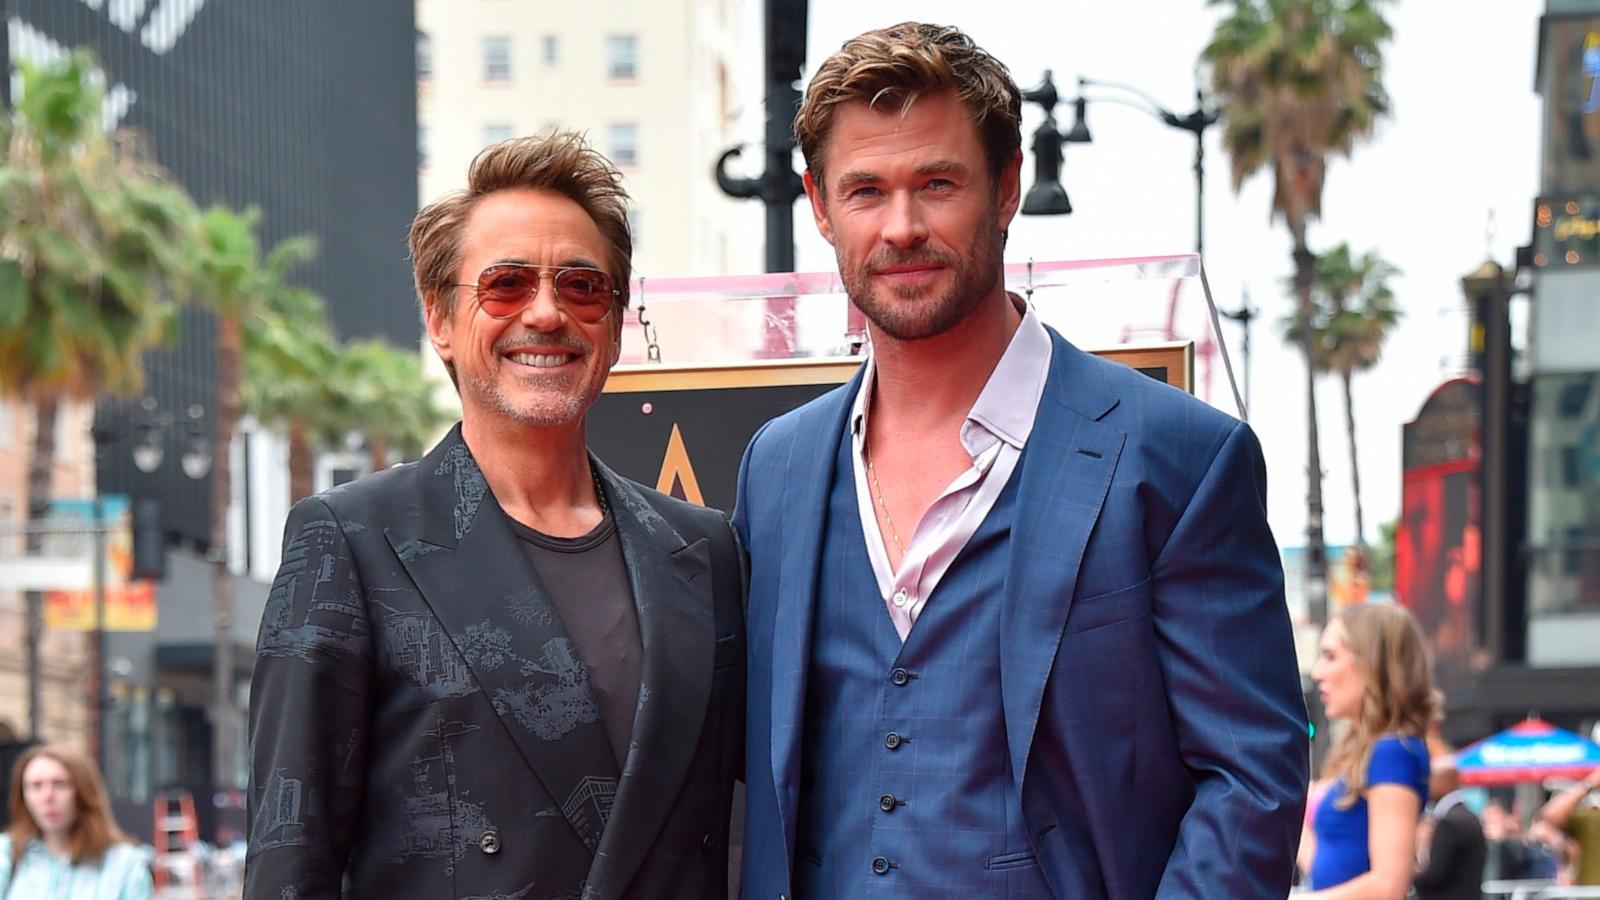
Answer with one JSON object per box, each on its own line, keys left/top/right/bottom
{"left": 1414, "top": 1, "right": 1600, "bottom": 747}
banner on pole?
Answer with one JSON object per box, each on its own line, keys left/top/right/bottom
{"left": 40, "top": 497, "right": 158, "bottom": 632}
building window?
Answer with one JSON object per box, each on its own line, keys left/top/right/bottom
{"left": 416, "top": 31, "right": 431, "bottom": 80}
{"left": 418, "top": 126, "right": 428, "bottom": 169}
{"left": 483, "top": 36, "right": 513, "bottom": 82}
{"left": 482, "top": 123, "right": 514, "bottom": 146}
{"left": 627, "top": 208, "right": 641, "bottom": 250}
{"left": 541, "top": 34, "right": 559, "bottom": 67}
{"left": 609, "top": 122, "right": 638, "bottom": 168}
{"left": 606, "top": 35, "right": 638, "bottom": 80}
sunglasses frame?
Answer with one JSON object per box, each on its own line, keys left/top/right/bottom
{"left": 455, "top": 263, "right": 620, "bottom": 323}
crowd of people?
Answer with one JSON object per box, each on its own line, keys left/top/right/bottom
{"left": 1297, "top": 600, "right": 1600, "bottom": 898}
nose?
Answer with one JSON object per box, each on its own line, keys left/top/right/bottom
{"left": 880, "top": 192, "right": 928, "bottom": 250}
{"left": 518, "top": 272, "right": 566, "bottom": 332}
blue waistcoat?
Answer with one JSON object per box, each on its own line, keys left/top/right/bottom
{"left": 793, "top": 423, "right": 1052, "bottom": 898}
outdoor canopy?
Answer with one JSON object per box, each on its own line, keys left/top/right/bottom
{"left": 1454, "top": 717, "right": 1600, "bottom": 786}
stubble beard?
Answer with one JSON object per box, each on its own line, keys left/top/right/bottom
{"left": 459, "top": 333, "right": 604, "bottom": 429}
{"left": 839, "top": 218, "right": 1005, "bottom": 342}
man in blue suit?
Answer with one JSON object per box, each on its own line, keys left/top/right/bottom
{"left": 733, "top": 22, "right": 1309, "bottom": 899}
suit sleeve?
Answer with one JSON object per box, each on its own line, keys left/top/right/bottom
{"left": 1150, "top": 421, "right": 1310, "bottom": 899}
{"left": 244, "top": 497, "right": 373, "bottom": 900}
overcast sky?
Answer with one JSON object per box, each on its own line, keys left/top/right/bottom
{"left": 727, "top": 0, "right": 1547, "bottom": 550}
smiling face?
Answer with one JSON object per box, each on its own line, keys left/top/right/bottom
{"left": 804, "top": 90, "right": 1020, "bottom": 342}
{"left": 426, "top": 187, "right": 621, "bottom": 434}
{"left": 21, "top": 755, "right": 76, "bottom": 842}
{"left": 1312, "top": 619, "right": 1367, "bottom": 723}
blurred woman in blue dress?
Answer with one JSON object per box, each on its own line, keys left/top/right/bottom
{"left": 1301, "top": 603, "right": 1436, "bottom": 899}
{"left": 0, "top": 743, "right": 153, "bottom": 899}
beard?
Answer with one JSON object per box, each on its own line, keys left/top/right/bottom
{"left": 837, "top": 218, "right": 1005, "bottom": 342}
{"left": 459, "top": 332, "right": 606, "bottom": 429}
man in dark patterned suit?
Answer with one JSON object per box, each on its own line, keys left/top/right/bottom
{"left": 245, "top": 132, "right": 746, "bottom": 900}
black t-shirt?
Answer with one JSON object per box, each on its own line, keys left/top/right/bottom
{"left": 506, "top": 509, "right": 641, "bottom": 768}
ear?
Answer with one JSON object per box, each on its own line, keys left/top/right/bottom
{"left": 995, "top": 149, "right": 1023, "bottom": 231}
{"left": 803, "top": 170, "right": 835, "bottom": 246}
{"left": 424, "top": 293, "right": 455, "bottom": 367}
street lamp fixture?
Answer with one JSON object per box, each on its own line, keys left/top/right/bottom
{"left": 1021, "top": 71, "right": 1218, "bottom": 259}
{"left": 128, "top": 399, "right": 211, "bottom": 479}
{"left": 1019, "top": 71, "right": 1090, "bottom": 217}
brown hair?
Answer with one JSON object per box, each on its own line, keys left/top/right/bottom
{"left": 1321, "top": 604, "right": 1438, "bottom": 808}
{"left": 7, "top": 744, "right": 131, "bottom": 866}
{"left": 408, "top": 131, "right": 634, "bottom": 324}
{"left": 793, "top": 22, "right": 1022, "bottom": 189}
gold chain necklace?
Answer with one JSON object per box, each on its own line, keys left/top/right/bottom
{"left": 864, "top": 440, "right": 905, "bottom": 555}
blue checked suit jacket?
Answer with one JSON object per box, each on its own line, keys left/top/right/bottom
{"left": 733, "top": 328, "right": 1309, "bottom": 899}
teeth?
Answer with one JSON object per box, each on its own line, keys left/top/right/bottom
{"left": 507, "top": 353, "right": 568, "bottom": 368}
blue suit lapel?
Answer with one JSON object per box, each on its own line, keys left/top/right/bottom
{"left": 1000, "top": 330, "right": 1125, "bottom": 792}
{"left": 770, "top": 367, "right": 863, "bottom": 856}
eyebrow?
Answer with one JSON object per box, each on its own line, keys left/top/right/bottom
{"left": 833, "top": 160, "right": 973, "bottom": 194}
{"left": 491, "top": 256, "right": 606, "bottom": 270}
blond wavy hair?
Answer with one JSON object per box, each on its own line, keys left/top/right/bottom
{"left": 793, "top": 22, "right": 1021, "bottom": 189}
{"left": 1321, "top": 603, "right": 1438, "bottom": 808}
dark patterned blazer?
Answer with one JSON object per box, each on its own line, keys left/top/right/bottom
{"left": 244, "top": 425, "right": 746, "bottom": 900}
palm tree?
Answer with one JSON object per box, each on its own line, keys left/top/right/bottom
{"left": 1203, "top": 0, "right": 1394, "bottom": 621}
{"left": 0, "top": 53, "right": 197, "bottom": 738}
{"left": 1285, "top": 243, "right": 1401, "bottom": 549}
{"left": 333, "top": 340, "right": 453, "bottom": 473}
{"left": 191, "top": 204, "right": 316, "bottom": 787}
{"left": 239, "top": 263, "right": 338, "bottom": 505}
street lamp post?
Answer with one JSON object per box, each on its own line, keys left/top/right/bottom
{"left": 89, "top": 399, "right": 210, "bottom": 781}
{"left": 1019, "top": 71, "right": 1216, "bottom": 257}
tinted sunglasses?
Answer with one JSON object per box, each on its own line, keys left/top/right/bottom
{"left": 457, "top": 263, "right": 618, "bottom": 323}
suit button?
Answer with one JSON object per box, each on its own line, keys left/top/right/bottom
{"left": 478, "top": 829, "right": 500, "bottom": 854}
{"left": 871, "top": 856, "right": 891, "bottom": 875}
{"left": 884, "top": 732, "right": 902, "bottom": 750}
{"left": 878, "top": 793, "right": 898, "bottom": 813}
{"left": 890, "top": 668, "right": 910, "bottom": 686}
{"left": 702, "top": 832, "right": 715, "bottom": 853}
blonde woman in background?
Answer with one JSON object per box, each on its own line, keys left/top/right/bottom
{"left": 1301, "top": 603, "right": 1437, "bottom": 899}
{"left": 0, "top": 744, "right": 152, "bottom": 899}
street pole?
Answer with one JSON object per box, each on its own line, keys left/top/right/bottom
{"left": 92, "top": 493, "right": 108, "bottom": 776}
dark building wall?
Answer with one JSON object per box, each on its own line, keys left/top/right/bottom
{"left": 9, "top": 0, "right": 419, "bottom": 544}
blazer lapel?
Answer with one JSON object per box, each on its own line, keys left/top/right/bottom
{"left": 387, "top": 427, "right": 621, "bottom": 858}
{"left": 1000, "top": 333, "right": 1125, "bottom": 793}
{"left": 585, "top": 461, "right": 715, "bottom": 898}
{"left": 770, "top": 369, "right": 862, "bottom": 857}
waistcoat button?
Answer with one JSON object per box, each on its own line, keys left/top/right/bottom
{"left": 884, "top": 732, "right": 902, "bottom": 750}
{"left": 478, "top": 829, "right": 500, "bottom": 854}
{"left": 890, "top": 668, "right": 910, "bottom": 686}
{"left": 871, "top": 856, "right": 891, "bottom": 875}
{"left": 878, "top": 793, "right": 897, "bottom": 812}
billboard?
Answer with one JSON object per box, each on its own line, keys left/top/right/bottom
{"left": 40, "top": 497, "right": 157, "bottom": 632}
{"left": 1539, "top": 13, "right": 1600, "bottom": 192}
{"left": 1397, "top": 379, "right": 1482, "bottom": 681}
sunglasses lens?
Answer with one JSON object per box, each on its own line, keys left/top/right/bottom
{"left": 476, "top": 267, "right": 538, "bottom": 317}
{"left": 554, "top": 269, "right": 614, "bottom": 322}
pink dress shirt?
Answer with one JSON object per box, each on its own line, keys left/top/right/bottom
{"left": 849, "top": 297, "right": 1052, "bottom": 641}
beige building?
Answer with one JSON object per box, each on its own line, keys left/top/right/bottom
{"left": 415, "top": 0, "right": 761, "bottom": 370}
{"left": 0, "top": 396, "right": 96, "bottom": 747}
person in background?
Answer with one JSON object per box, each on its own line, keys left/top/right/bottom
{"left": 1412, "top": 759, "right": 1486, "bottom": 900}
{"left": 1302, "top": 603, "right": 1435, "bottom": 898}
{"left": 0, "top": 744, "right": 153, "bottom": 899}
{"left": 1540, "top": 766, "right": 1600, "bottom": 885}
